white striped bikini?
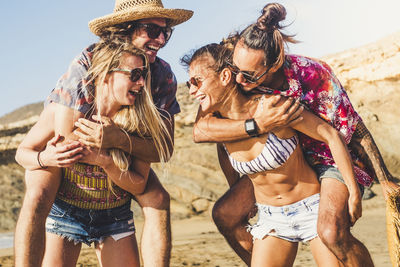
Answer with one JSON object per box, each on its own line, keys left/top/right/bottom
{"left": 224, "top": 132, "right": 299, "bottom": 175}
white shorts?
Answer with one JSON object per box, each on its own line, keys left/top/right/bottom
{"left": 247, "top": 193, "right": 320, "bottom": 243}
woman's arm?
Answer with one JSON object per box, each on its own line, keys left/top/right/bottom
{"left": 15, "top": 103, "right": 83, "bottom": 170}
{"left": 292, "top": 110, "right": 362, "bottom": 224}
{"left": 73, "top": 115, "right": 174, "bottom": 163}
{"left": 80, "top": 147, "right": 150, "bottom": 195}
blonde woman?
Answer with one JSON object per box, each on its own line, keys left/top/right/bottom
{"left": 15, "top": 40, "right": 170, "bottom": 266}
{"left": 14, "top": 1, "right": 193, "bottom": 266}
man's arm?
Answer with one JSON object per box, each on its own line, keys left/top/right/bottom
{"left": 15, "top": 103, "right": 84, "bottom": 170}
{"left": 349, "top": 121, "right": 399, "bottom": 197}
{"left": 193, "top": 96, "right": 303, "bottom": 143}
{"left": 74, "top": 115, "right": 175, "bottom": 163}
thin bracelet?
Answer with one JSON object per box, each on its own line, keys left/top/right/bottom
{"left": 37, "top": 150, "right": 48, "bottom": 169}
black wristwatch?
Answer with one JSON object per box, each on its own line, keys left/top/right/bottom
{"left": 245, "top": 118, "right": 259, "bottom": 137}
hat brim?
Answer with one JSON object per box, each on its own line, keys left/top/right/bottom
{"left": 89, "top": 7, "right": 193, "bottom": 36}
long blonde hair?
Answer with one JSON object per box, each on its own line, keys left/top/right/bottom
{"left": 86, "top": 38, "right": 171, "bottom": 189}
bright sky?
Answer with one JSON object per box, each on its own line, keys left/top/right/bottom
{"left": 1, "top": 0, "right": 399, "bottom": 117}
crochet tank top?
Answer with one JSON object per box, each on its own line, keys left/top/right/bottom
{"left": 57, "top": 163, "right": 131, "bottom": 210}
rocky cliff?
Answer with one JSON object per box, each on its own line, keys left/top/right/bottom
{"left": 0, "top": 32, "right": 399, "bottom": 232}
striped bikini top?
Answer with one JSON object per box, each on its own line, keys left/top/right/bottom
{"left": 224, "top": 132, "right": 299, "bottom": 175}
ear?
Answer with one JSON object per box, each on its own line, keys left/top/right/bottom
{"left": 220, "top": 67, "right": 233, "bottom": 86}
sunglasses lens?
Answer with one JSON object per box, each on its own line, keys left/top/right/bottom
{"left": 130, "top": 68, "right": 146, "bottom": 82}
{"left": 227, "top": 61, "right": 260, "bottom": 83}
{"left": 146, "top": 25, "right": 162, "bottom": 39}
{"left": 191, "top": 77, "right": 199, "bottom": 87}
{"left": 141, "top": 24, "right": 173, "bottom": 41}
{"left": 187, "top": 77, "right": 202, "bottom": 89}
{"left": 243, "top": 74, "right": 256, "bottom": 83}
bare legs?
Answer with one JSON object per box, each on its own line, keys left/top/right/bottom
{"left": 14, "top": 167, "right": 171, "bottom": 267}
{"left": 42, "top": 233, "right": 82, "bottom": 267}
{"left": 212, "top": 176, "right": 254, "bottom": 265}
{"left": 251, "top": 236, "right": 298, "bottom": 267}
{"left": 42, "top": 232, "right": 140, "bottom": 267}
{"left": 251, "top": 236, "right": 339, "bottom": 267}
{"left": 310, "top": 237, "right": 342, "bottom": 267}
{"left": 135, "top": 168, "right": 171, "bottom": 267}
{"left": 212, "top": 176, "right": 374, "bottom": 266}
{"left": 317, "top": 178, "right": 374, "bottom": 266}
{"left": 14, "top": 167, "right": 61, "bottom": 267}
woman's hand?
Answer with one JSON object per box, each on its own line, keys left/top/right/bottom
{"left": 348, "top": 189, "right": 363, "bottom": 226}
{"left": 79, "top": 146, "right": 112, "bottom": 168}
{"left": 73, "top": 115, "right": 127, "bottom": 149}
{"left": 39, "top": 134, "right": 84, "bottom": 167}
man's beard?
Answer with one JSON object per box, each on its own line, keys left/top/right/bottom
{"left": 236, "top": 83, "right": 255, "bottom": 96}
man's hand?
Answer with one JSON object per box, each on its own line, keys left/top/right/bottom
{"left": 73, "top": 115, "right": 127, "bottom": 149}
{"left": 254, "top": 95, "right": 304, "bottom": 133}
{"left": 381, "top": 180, "right": 400, "bottom": 200}
{"left": 39, "top": 134, "right": 84, "bottom": 167}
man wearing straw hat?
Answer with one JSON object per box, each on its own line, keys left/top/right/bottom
{"left": 14, "top": 1, "right": 192, "bottom": 266}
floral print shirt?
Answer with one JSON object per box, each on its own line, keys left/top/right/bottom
{"left": 45, "top": 44, "right": 180, "bottom": 117}
{"left": 255, "top": 54, "right": 372, "bottom": 187}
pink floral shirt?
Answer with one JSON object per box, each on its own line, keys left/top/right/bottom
{"left": 255, "top": 54, "right": 373, "bottom": 187}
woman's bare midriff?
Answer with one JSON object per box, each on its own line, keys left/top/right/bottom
{"left": 225, "top": 129, "right": 320, "bottom": 207}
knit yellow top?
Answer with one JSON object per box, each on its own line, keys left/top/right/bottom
{"left": 57, "top": 162, "right": 131, "bottom": 210}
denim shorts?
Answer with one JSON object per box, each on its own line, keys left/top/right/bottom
{"left": 313, "top": 164, "right": 364, "bottom": 195}
{"left": 247, "top": 193, "right": 320, "bottom": 243}
{"left": 45, "top": 198, "right": 135, "bottom": 246}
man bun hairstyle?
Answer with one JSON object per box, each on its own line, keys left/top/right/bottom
{"left": 239, "top": 3, "right": 298, "bottom": 71}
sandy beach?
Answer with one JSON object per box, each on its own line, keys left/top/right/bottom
{"left": 0, "top": 184, "right": 392, "bottom": 267}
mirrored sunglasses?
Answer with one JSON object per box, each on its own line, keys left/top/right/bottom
{"left": 111, "top": 67, "right": 148, "bottom": 83}
{"left": 135, "top": 23, "right": 174, "bottom": 42}
{"left": 225, "top": 60, "right": 269, "bottom": 84}
{"left": 186, "top": 77, "right": 203, "bottom": 89}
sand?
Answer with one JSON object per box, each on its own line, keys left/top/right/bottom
{"left": 0, "top": 184, "right": 392, "bottom": 267}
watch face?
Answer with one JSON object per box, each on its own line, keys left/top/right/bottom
{"left": 245, "top": 120, "right": 255, "bottom": 131}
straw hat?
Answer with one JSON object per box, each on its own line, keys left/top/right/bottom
{"left": 89, "top": 0, "right": 193, "bottom": 36}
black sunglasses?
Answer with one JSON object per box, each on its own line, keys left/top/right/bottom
{"left": 226, "top": 60, "right": 269, "bottom": 84}
{"left": 111, "top": 67, "right": 148, "bottom": 83}
{"left": 186, "top": 77, "right": 203, "bottom": 89}
{"left": 134, "top": 23, "right": 174, "bottom": 42}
